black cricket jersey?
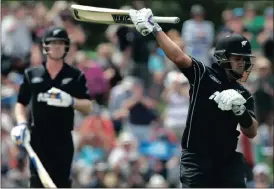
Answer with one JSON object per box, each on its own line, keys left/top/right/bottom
{"left": 178, "top": 57, "right": 255, "bottom": 160}
{"left": 17, "top": 62, "right": 91, "bottom": 135}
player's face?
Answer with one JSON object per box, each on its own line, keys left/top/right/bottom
{"left": 47, "top": 40, "right": 66, "bottom": 59}
{"left": 229, "top": 55, "right": 245, "bottom": 75}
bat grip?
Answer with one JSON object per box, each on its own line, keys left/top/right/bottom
{"left": 152, "top": 16, "right": 180, "bottom": 24}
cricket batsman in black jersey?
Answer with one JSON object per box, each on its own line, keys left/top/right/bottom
{"left": 10, "top": 26, "right": 93, "bottom": 188}
{"left": 129, "top": 8, "right": 259, "bottom": 187}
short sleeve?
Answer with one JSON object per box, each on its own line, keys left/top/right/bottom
{"left": 74, "top": 72, "right": 91, "bottom": 100}
{"left": 17, "top": 71, "right": 32, "bottom": 106}
{"left": 177, "top": 57, "right": 207, "bottom": 85}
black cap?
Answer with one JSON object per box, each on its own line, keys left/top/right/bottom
{"left": 42, "top": 26, "right": 70, "bottom": 44}
{"left": 42, "top": 26, "right": 70, "bottom": 55}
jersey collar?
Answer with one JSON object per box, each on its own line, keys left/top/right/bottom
{"left": 212, "top": 63, "right": 236, "bottom": 85}
{"left": 42, "top": 61, "right": 68, "bottom": 81}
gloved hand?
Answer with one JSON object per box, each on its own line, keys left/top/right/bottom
{"left": 46, "top": 87, "right": 74, "bottom": 107}
{"left": 209, "top": 89, "right": 246, "bottom": 111}
{"left": 10, "top": 123, "right": 30, "bottom": 148}
{"left": 129, "top": 8, "right": 162, "bottom": 36}
{"left": 232, "top": 104, "right": 246, "bottom": 115}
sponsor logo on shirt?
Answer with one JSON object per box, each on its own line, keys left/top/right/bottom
{"left": 209, "top": 74, "right": 221, "bottom": 84}
{"left": 31, "top": 77, "right": 43, "bottom": 84}
{"left": 61, "top": 78, "right": 72, "bottom": 85}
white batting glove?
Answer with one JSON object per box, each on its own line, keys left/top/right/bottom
{"left": 10, "top": 123, "right": 30, "bottom": 148}
{"left": 46, "top": 87, "right": 74, "bottom": 107}
{"left": 209, "top": 89, "right": 246, "bottom": 111}
{"left": 232, "top": 105, "right": 246, "bottom": 115}
{"left": 129, "top": 8, "right": 162, "bottom": 36}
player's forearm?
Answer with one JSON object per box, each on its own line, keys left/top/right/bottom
{"left": 15, "top": 103, "right": 28, "bottom": 124}
{"left": 73, "top": 98, "right": 92, "bottom": 115}
{"left": 154, "top": 31, "right": 192, "bottom": 68}
{"left": 240, "top": 116, "right": 258, "bottom": 139}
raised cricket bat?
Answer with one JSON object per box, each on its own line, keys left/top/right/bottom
{"left": 24, "top": 143, "right": 57, "bottom": 188}
{"left": 70, "top": 4, "right": 180, "bottom": 25}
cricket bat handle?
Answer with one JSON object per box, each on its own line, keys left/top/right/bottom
{"left": 152, "top": 16, "right": 180, "bottom": 24}
{"left": 24, "top": 143, "right": 57, "bottom": 188}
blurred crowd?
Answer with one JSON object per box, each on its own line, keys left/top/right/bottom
{"left": 1, "top": 1, "right": 273, "bottom": 188}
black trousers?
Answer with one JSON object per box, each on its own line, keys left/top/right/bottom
{"left": 28, "top": 133, "right": 74, "bottom": 188}
{"left": 180, "top": 149, "right": 247, "bottom": 188}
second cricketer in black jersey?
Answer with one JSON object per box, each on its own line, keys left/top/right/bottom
{"left": 11, "top": 26, "right": 93, "bottom": 188}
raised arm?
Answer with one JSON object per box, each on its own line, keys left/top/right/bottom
{"left": 129, "top": 8, "right": 192, "bottom": 69}
{"left": 154, "top": 31, "right": 192, "bottom": 68}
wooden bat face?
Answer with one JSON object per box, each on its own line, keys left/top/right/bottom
{"left": 71, "top": 5, "right": 134, "bottom": 25}
{"left": 70, "top": 5, "right": 180, "bottom": 25}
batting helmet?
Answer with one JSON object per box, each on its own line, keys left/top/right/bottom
{"left": 42, "top": 26, "right": 70, "bottom": 57}
{"left": 214, "top": 33, "right": 255, "bottom": 81}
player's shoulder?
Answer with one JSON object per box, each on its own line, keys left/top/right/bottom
{"left": 205, "top": 62, "right": 228, "bottom": 80}
{"left": 64, "top": 63, "right": 85, "bottom": 77}
{"left": 24, "top": 64, "right": 45, "bottom": 75}
{"left": 190, "top": 56, "right": 210, "bottom": 73}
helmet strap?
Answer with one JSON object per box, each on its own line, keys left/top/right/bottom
{"left": 217, "top": 57, "right": 253, "bottom": 81}
{"left": 225, "top": 69, "right": 243, "bottom": 80}
{"left": 47, "top": 52, "right": 67, "bottom": 61}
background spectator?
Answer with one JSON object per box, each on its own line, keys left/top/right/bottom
{"left": 161, "top": 71, "right": 190, "bottom": 141}
{"left": 181, "top": 4, "right": 214, "bottom": 67}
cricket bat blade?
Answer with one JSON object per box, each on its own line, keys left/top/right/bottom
{"left": 71, "top": 5, "right": 180, "bottom": 25}
{"left": 24, "top": 143, "right": 57, "bottom": 188}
